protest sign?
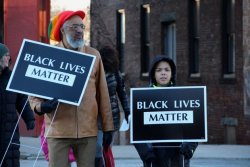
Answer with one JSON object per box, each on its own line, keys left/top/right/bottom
{"left": 130, "top": 86, "right": 207, "bottom": 143}
{"left": 6, "top": 39, "right": 95, "bottom": 106}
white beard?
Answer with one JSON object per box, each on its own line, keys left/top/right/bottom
{"left": 65, "top": 34, "right": 84, "bottom": 49}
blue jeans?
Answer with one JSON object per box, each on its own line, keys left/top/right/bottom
{"left": 95, "top": 130, "right": 115, "bottom": 158}
{"left": 95, "top": 130, "right": 104, "bottom": 158}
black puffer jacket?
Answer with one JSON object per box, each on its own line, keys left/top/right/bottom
{"left": 105, "top": 71, "right": 130, "bottom": 130}
{"left": 0, "top": 68, "right": 35, "bottom": 167}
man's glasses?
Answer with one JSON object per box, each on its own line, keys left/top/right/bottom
{"left": 65, "top": 24, "right": 85, "bottom": 30}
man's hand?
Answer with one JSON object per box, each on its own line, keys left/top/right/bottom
{"left": 103, "top": 131, "right": 113, "bottom": 150}
{"left": 40, "top": 98, "right": 59, "bottom": 114}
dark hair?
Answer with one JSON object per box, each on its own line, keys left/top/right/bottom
{"left": 149, "top": 55, "right": 176, "bottom": 86}
{"left": 99, "top": 46, "right": 119, "bottom": 73}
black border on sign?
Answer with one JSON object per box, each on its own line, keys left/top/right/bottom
{"left": 130, "top": 86, "right": 207, "bottom": 143}
{"left": 6, "top": 39, "right": 96, "bottom": 106}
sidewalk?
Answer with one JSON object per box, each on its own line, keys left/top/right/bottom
{"left": 20, "top": 137, "right": 250, "bottom": 160}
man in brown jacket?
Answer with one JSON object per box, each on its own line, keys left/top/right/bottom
{"left": 29, "top": 10, "right": 114, "bottom": 167}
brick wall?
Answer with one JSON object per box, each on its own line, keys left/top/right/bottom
{"left": 91, "top": 0, "right": 250, "bottom": 144}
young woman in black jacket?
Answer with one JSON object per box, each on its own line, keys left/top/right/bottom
{"left": 135, "top": 55, "right": 198, "bottom": 167}
{"left": 95, "top": 46, "right": 130, "bottom": 167}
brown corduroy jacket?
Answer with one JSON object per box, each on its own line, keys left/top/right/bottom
{"left": 29, "top": 43, "right": 114, "bottom": 138}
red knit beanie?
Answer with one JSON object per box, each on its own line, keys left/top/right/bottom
{"left": 48, "top": 10, "right": 85, "bottom": 41}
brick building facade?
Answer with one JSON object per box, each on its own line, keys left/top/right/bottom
{"left": 1, "top": 0, "right": 51, "bottom": 136}
{"left": 90, "top": 0, "right": 250, "bottom": 144}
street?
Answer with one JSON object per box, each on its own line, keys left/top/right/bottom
{"left": 20, "top": 158, "right": 250, "bottom": 167}
{"left": 17, "top": 137, "right": 250, "bottom": 167}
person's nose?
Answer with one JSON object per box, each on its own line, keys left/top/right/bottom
{"left": 161, "top": 71, "right": 166, "bottom": 76}
{"left": 75, "top": 26, "right": 83, "bottom": 33}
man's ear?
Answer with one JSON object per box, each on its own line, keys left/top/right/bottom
{"left": 60, "top": 27, "right": 65, "bottom": 34}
